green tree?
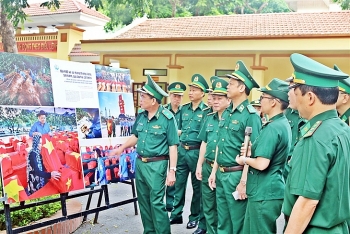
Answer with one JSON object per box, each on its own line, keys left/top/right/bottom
{"left": 332, "top": 0, "right": 350, "bottom": 9}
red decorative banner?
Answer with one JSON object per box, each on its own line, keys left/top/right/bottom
{"left": 0, "top": 40, "right": 57, "bottom": 52}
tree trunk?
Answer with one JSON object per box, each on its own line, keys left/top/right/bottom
{"left": 1, "top": 7, "right": 18, "bottom": 53}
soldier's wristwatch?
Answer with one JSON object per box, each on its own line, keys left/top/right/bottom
{"left": 169, "top": 167, "right": 177, "bottom": 172}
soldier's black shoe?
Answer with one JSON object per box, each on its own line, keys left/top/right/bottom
{"left": 192, "top": 228, "right": 206, "bottom": 234}
{"left": 169, "top": 217, "right": 183, "bottom": 225}
{"left": 186, "top": 220, "right": 198, "bottom": 229}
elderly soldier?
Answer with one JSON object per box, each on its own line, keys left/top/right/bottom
{"left": 170, "top": 74, "right": 209, "bottom": 234}
{"left": 164, "top": 81, "right": 186, "bottom": 212}
{"left": 237, "top": 78, "right": 291, "bottom": 233}
{"left": 196, "top": 78, "right": 231, "bottom": 234}
{"left": 208, "top": 61, "right": 262, "bottom": 234}
{"left": 283, "top": 53, "right": 350, "bottom": 233}
{"left": 111, "top": 75, "right": 179, "bottom": 234}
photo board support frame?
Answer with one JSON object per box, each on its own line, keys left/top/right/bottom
{"left": 0, "top": 178, "right": 138, "bottom": 234}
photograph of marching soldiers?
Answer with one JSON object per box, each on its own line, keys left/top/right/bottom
{"left": 111, "top": 53, "right": 350, "bottom": 234}
{"left": 0, "top": 52, "right": 53, "bottom": 106}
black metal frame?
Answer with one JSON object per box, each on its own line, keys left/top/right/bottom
{"left": 0, "top": 179, "right": 138, "bottom": 234}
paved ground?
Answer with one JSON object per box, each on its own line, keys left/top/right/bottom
{"left": 73, "top": 178, "right": 284, "bottom": 234}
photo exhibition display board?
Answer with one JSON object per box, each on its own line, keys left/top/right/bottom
{"left": 0, "top": 52, "right": 136, "bottom": 203}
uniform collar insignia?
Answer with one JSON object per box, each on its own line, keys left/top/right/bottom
{"left": 238, "top": 104, "right": 244, "bottom": 112}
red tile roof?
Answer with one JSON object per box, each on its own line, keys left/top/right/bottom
{"left": 114, "top": 11, "right": 350, "bottom": 40}
{"left": 24, "top": 0, "right": 110, "bottom": 21}
{"left": 69, "top": 43, "right": 98, "bottom": 56}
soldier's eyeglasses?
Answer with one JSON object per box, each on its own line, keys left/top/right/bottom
{"left": 259, "top": 96, "right": 275, "bottom": 102}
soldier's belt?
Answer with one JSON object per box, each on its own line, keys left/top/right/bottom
{"left": 205, "top": 159, "right": 214, "bottom": 167}
{"left": 181, "top": 143, "right": 201, "bottom": 150}
{"left": 137, "top": 155, "right": 169, "bottom": 163}
{"left": 219, "top": 165, "right": 244, "bottom": 172}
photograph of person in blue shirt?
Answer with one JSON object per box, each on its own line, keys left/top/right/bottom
{"left": 29, "top": 110, "right": 51, "bottom": 137}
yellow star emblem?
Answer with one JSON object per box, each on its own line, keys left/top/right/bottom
{"left": 43, "top": 139, "right": 55, "bottom": 155}
{"left": 66, "top": 178, "right": 72, "bottom": 190}
{"left": 5, "top": 178, "right": 24, "bottom": 203}
{"left": 0, "top": 153, "right": 10, "bottom": 160}
{"left": 71, "top": 152, "right": 81, "bottom": 160}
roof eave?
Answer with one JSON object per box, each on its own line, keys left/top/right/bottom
{"left": 81, "top": 34, "right": 350, "bottom": 44}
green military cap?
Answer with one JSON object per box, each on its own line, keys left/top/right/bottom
{"left": 211, "top": 78, "right": 228, "bottom": 96}
{"left": 189, "top": 74, "right": 209, "bottom": 93}
{"left": 260, "top": 78, "right": 289, "bottom": 103}
{"left": 138, "top": 75, "right": 168, "bottom": 100}
{"left": 334, "top": 65, "right": 350, "bottom": 94}
{"left": 207, "top": 76, "right": 220, "bottom": 93}
{"left": 168, "top": 82, "right": 186, "bottom": 95}
{"left": 226, "top": 60, "right": 260, "bottom": 90}
{"left": 250, "top": 99, "right": 261, "bottom": 107}
{"left": 290, "top": 53, "right": 349, "bottom": 88}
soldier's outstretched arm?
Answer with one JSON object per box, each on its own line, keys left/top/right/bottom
{"left": 110, "top": 135, "right": 138, "bottom": 158}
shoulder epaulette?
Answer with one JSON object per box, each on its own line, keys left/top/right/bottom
{"left": 182, "top": 102, "right": 191, "bottom": 106}
{"left": 162, "top": 108, "right": 173, "bottom": 119}
{"left": 246, "top": 104, "right": 257, "bottom": 114}
{"left": 203, "top": 107, "right": 211, "bottom": 112}
{"left": 303, "top": 121, "right": 322, "bottom": 138}
{"left": 207, "top": 112, "right": 215, "bottom": 116}
{"left": 163, "top": 103, "right": 170, "bottom": 108}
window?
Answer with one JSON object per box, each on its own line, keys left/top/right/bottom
{"left": 143, "top": 69, "right": 167, "bottom": 76}
{"left": 215, "top": 69, "right": 235, "bottom": 78}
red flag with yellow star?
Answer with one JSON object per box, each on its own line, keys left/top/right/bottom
{"left": 41, "top": 134, "right": 74, "bottom": 193}
{"left": 3, "top": 175, "right": 29, "bottom": 203}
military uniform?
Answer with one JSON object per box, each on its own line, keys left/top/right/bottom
{"left": 243, "top": 79, "right": 291, "bottom": 234}
{"left": 215, "top": 61, "right": 261, "bottom": 234}
{"left": 335, "top": 64, "right": 350, "bottom": 231}
{"left": 133, "top": 75, "right": 179, "bottom": 234}
{"left": 197, "top": 78, "right": 229, "bottom": 234}
{"left": 283, "top": 107, "right": 305, "bottom": 181}
{"left": 164, "top": 81, "right": 186, "bottom": 211}
{"left": 170, "top": 74, "right": 209, "bottom": 232}
{"left": 283, "top": 53, "right": 350, "bottom": 233}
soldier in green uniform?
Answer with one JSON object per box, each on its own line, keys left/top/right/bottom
{"left": 250, "top": 99, "right": 268, "bottom": 123}
{"left": 208, "top": 61, "right": 262, "bottom": 234}
{"left": 111, "top": 75, "right": 179, "bottom": 234}
{"left": 202, "top": 76, "right": 219, "bottom": 118}
{"left": 164, "top": 81, "right": 186, "bottom": 211}
{"left": 334, "top": 65, "right": 350, "bottom": 231}
{"left": 236, "top": 78, "right": 291, "bottom": 233}
{"left": 335, "top": 65, "right": 350, "bottom": 125}
{"left": 170, "top": 74, "right": 209, "bottom": 234}
{"left": 196, "top": 78, "right": 231, "bottom": 234}
{"left": 282, "top": 77, "right": 306, "bottom": 181}
{"left": 283, "top": 53, "right": 350, "bottom": 233}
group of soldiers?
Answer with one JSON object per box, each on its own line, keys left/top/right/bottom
{"left": 111, "top": 53, "right": 350, "bottom": 234}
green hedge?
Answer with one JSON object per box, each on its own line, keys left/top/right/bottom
{"left": 0, "top": 196, "right": 61, "bottom": 230}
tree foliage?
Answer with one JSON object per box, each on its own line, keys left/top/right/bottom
{"left": 332, "top": 0, "right": 350, "bottom": 9}
{"left": 100, "top": 0, "right": 291, "bottom": 31}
